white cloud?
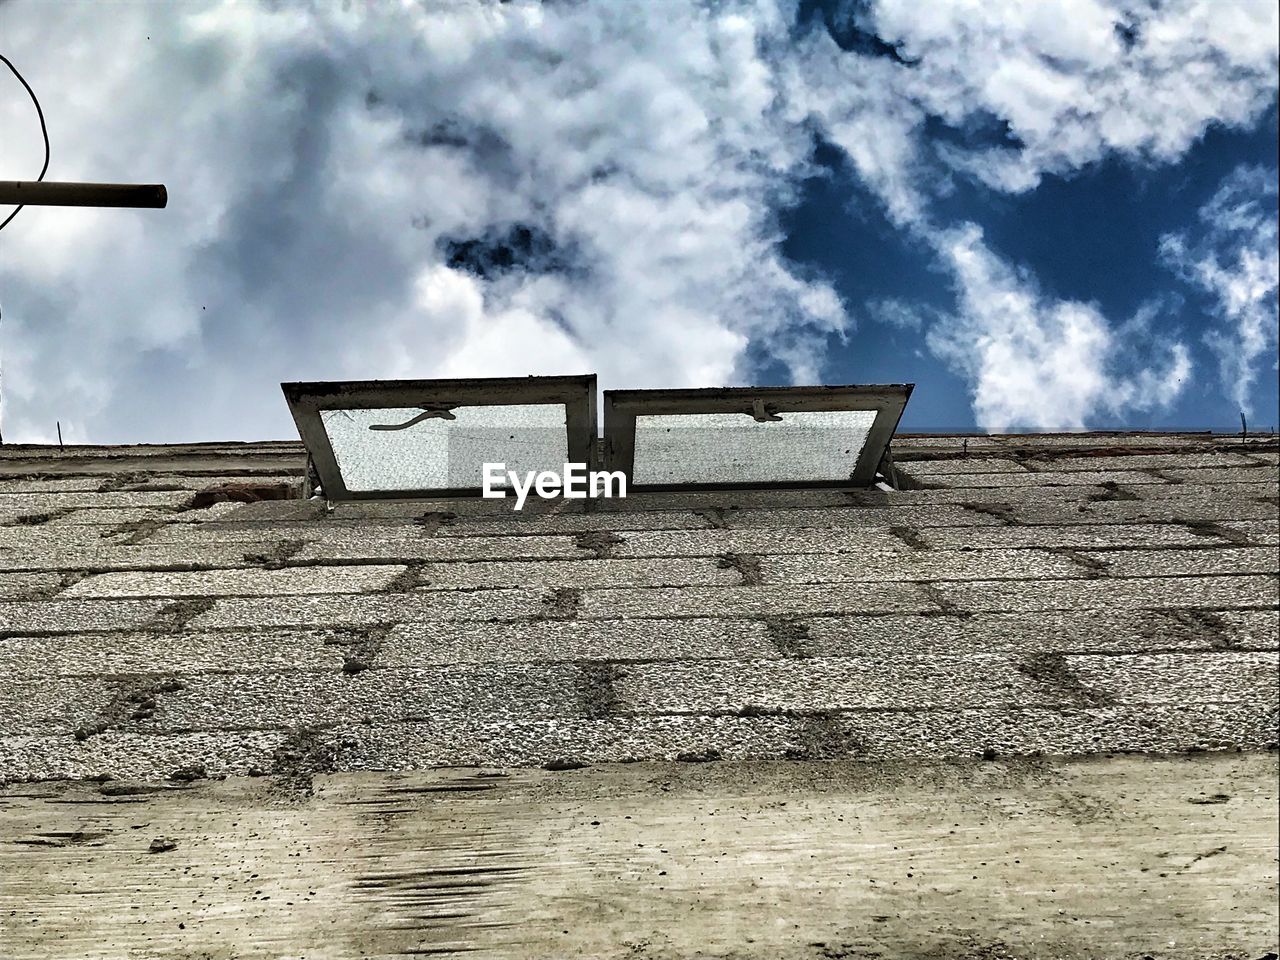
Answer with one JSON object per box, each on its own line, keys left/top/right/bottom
{"left": 927, "top": 225, "right": 1191, "bottom": 431}
{"left": 785, "top": 0, "right": 1274, "bottom": 428}
{"left": 0, "top": 0, "right": 842, "bottom": 442}
{"left": 0, "top": 0, "right": 1274, "bottom": 441}
{"left": 869, "top": 0, "right": 1280, "bottom": 194}
{"left": 1160, "top": 165, "right": 1280, "bottom": 414}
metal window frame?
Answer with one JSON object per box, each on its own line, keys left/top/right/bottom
{"left": 281, "top": 374, "right": 597, "bottom": 501}
{"left": 602, "top": 383, "right": 913, "bottom": 490}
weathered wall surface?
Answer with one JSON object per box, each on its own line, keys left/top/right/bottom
{"left": 1, "top": 754, "right": 1277, "bottom": 959}
{"left": 0, "top": 434, "right": 1276, "bottom": 958}
{"left": 0, "top": 435, "right": 1276, "bottom": 781}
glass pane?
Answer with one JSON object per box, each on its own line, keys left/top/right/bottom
{"left": 631, "top": 409, "right": 876, "bottom": 485}
{"left": 321, "top": 403, "right": 568, "bottom": 492}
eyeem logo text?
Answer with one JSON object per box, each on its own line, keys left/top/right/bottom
{"left": 482, "top": 462, "right": 627, "bottom": 511}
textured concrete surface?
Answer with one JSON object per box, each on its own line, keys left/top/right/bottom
{"left": 0, "top": 433, "right": 1276, "bottom": 778}
{"left": 0, "top": 434, "right": 1277, "bottom": 957}
{"left": 0, "top": 755, "right": 1275, "bottom": 960}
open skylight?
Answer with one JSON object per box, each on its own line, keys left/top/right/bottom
{"left": 282, "top": 375, "right": 597, "bottom": 500}
{"left": 283, "top": 376, "right": 911, "bottom": 501}
{"left": 603, "top": 384, "right": 912, "bottom": 490}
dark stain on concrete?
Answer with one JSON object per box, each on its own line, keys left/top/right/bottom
{"left": 541, "top": 587, "right": 581, "bottom": 620}
{"left": 764, "top": 617, "right": 810, "bottom": 657}
{"left": 1165, "top": 609, "right": 1239, "bottom": 649}
{"left": 889, "top": 524, "right": 927, "bottom": 549}
{"left": 959, "top": 501, "right": 1018, "bottom": 524}
{"left": 96, "top": 471, "right": 154, "bottom": 493}
{"left": 415, "top": 510, "right": 457, "bottom": 536}
{"left": 102, "top": 517, "right": 172, "bottom": 546}
{"left": 1179, "top": 519, "right": 1252, "bottom": 545}
{"left": 144, "top": 598, "right": 216, "bottom": 632}
{"left": 74, "top": 677, "right": 187, "bottom": 741}
{"left": 717, "top": 552, "right": 763, "bottom": 585}
{"left": 14, "top": 510, "right": 72, "bottom": 526}
{"left": 324, "top": 626, "right": 390, "bottom": 676}
{"left": 575, "top": 531, "right": 625, "bottom": 558}
{"left": 693, "top": 507, "right": 731, "bottom": 529}
{"left": 1086, "top": 481, "right": 1140, "bottom": 502}
{"left": 542, "top": 758, "right": 590, "bottom": 771}
{"left": 243, "top": 539, "right": 307, "bottom": 570}
{"left": 1016, "top": 653, "right": 1115, "bottom": 706}
{"left": 272, "top": 725, "right": 348, "bottom": 797}
{"left": 785, "top": 714, "right": 863, "bottom": 761}
{"left": 167, "top": 763, "right": 208, "bottom": 783}
{"left": 675, "top": 748, "right": 722, "bottom": 762}
{"left": 384, "top": 562, "right": 428, "bottom": 592}
{"left": 1052, "top": 548, "right": 1112, "bottom": 578}
{"left": 921, "top": 582, "right": 966, "bottom": 616}
{"left": 578, "top": 662, "right": 623, "bottom": 719}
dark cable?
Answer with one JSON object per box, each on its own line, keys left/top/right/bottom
{"left": 1, "top": 52, "right": 52, "bottom": 440}
{"left": 0, "top": 52, "right": 51, "bottom": 232}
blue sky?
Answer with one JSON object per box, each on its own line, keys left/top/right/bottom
{"left": 0, "top": 0, "right": 1276, "bottom": 442}
{"left": 780, "top": 103, "right": 1280, "bottom": 430}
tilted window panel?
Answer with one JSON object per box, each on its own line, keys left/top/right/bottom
{"left": 603, "top": 384, "right": 912, "bottom": 490}
{"left": 282, "top": 375, "right": 597, "bottom": 500}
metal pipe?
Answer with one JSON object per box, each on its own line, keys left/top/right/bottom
{"left": 0, "top": 181, "right": 167, "bottom": 208}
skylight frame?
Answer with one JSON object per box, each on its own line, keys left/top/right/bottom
{"left": 602, "top": 383, "right": 913, "bottom": 490}
{"left": 281, "top": 374, "right": 597, "bottom": 501}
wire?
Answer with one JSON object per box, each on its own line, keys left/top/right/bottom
{"left": 1, "top": 51, "right": 53, "bottom": 441}
{"left": 0, "top": 52, "right": 51, "bottom": 233}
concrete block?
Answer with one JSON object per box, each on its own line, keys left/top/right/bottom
{"left": 0, "top": 730, "right": 286, "bottom": 781}
{"left": 1217, "top": 521, "right": 1279, "bottom": 545}
{"left": 725, "top": 505, "right": 1005, "bottom": 530}
{"left": 575, "top": 582, "right": 938, "bottom": 620}
{"left": 296, "top": 535, "right": 588, "bottom": 563}
{"left": 1036, "top": 453, "right": 1261, "bottom": 472}
{"left": 916, "top": 522, "right": 1219, "bottom": 551}
{"left": 0, "top": 572, "right": 63, "bottom": 599}
{"left": 0, "top": 598, "right": 168, "bottom": 634}
{"left": 1158, "top": 466, "right": 1279, "bottom": 484}
{"left": 1005, "top": 499, "right": 1278, "bottom": 525}
{"left": 0, "top": 629, "right": 348, "bottom": 677}
{"left": 802, "top": 609, "right": 1244, "bottom": 657}
{"left": 414, "top": 557, "right": 739, "bottom": 590}
{"left": 189, "top": 590, "right": 546, "bottom": 629}
{"left": 825, "top": 702, "right": 1276, "bottom": 761}
{"left": 328, "top": 715, "right": 798, "bottom": 769}
{"left": 149, "top": 520, "right": 428, "bottom": 546}
{"left": 1130, "top": 482, "right": 1279, "bottom": 502}
{"left": 145, "top": 665, "right": 584, "bottom": 731}
{"left": 3, "top": 508, "right": 166, "bottom": 527}
{"left": 0, "top": 543, "right": 284, "bottom": 573}
{"left": 1080, "top": 547, "right": 1277, "bottom": 578}
{"left": 608, "top": 527, "right": 908, "bottom": 558}
{"left": 64, "top": 565, "right": 407, "bottom": 598}
{"left": 892, "top": 458, "right": 1030, "bottom": 475}
{"left": 1065, "top": 651, "right": 1279, "bottom": 704}
{"left": 759, "top": 549, "right": 1082, "bottom": 584}
{"left": 614, "top": 656, "right": 1052, "bottom": 713}
{"left": 0, "top": 491, "right": 193, "bottom": 511}
{"left": 904, "top": 470, "right": 1170, "bottom": 488}
{"left": 381, "top": 618, "right": 777, "bottom": 665}
{"left": 439, "top": 511, "right": 717, "bottom": 537}
{"left": 933, "top": 575, "right": 1280, "bottom": 614}
{"left": 1215, "top": 610, "right": 1280, "bottom": 648}
{"left": 0, "top": 677, "right": 118, "bottom": 735}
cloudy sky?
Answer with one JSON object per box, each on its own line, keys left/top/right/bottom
{"left": 0, "top": 0, "right": 1276, "bottom": 443}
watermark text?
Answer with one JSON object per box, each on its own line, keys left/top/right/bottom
{"left": 482, "top": 462, "right": 627, "bottom": 510}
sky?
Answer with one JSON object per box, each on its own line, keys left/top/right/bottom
{"left": 0, "top": 0, "right": 1276, "bottom": 443}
